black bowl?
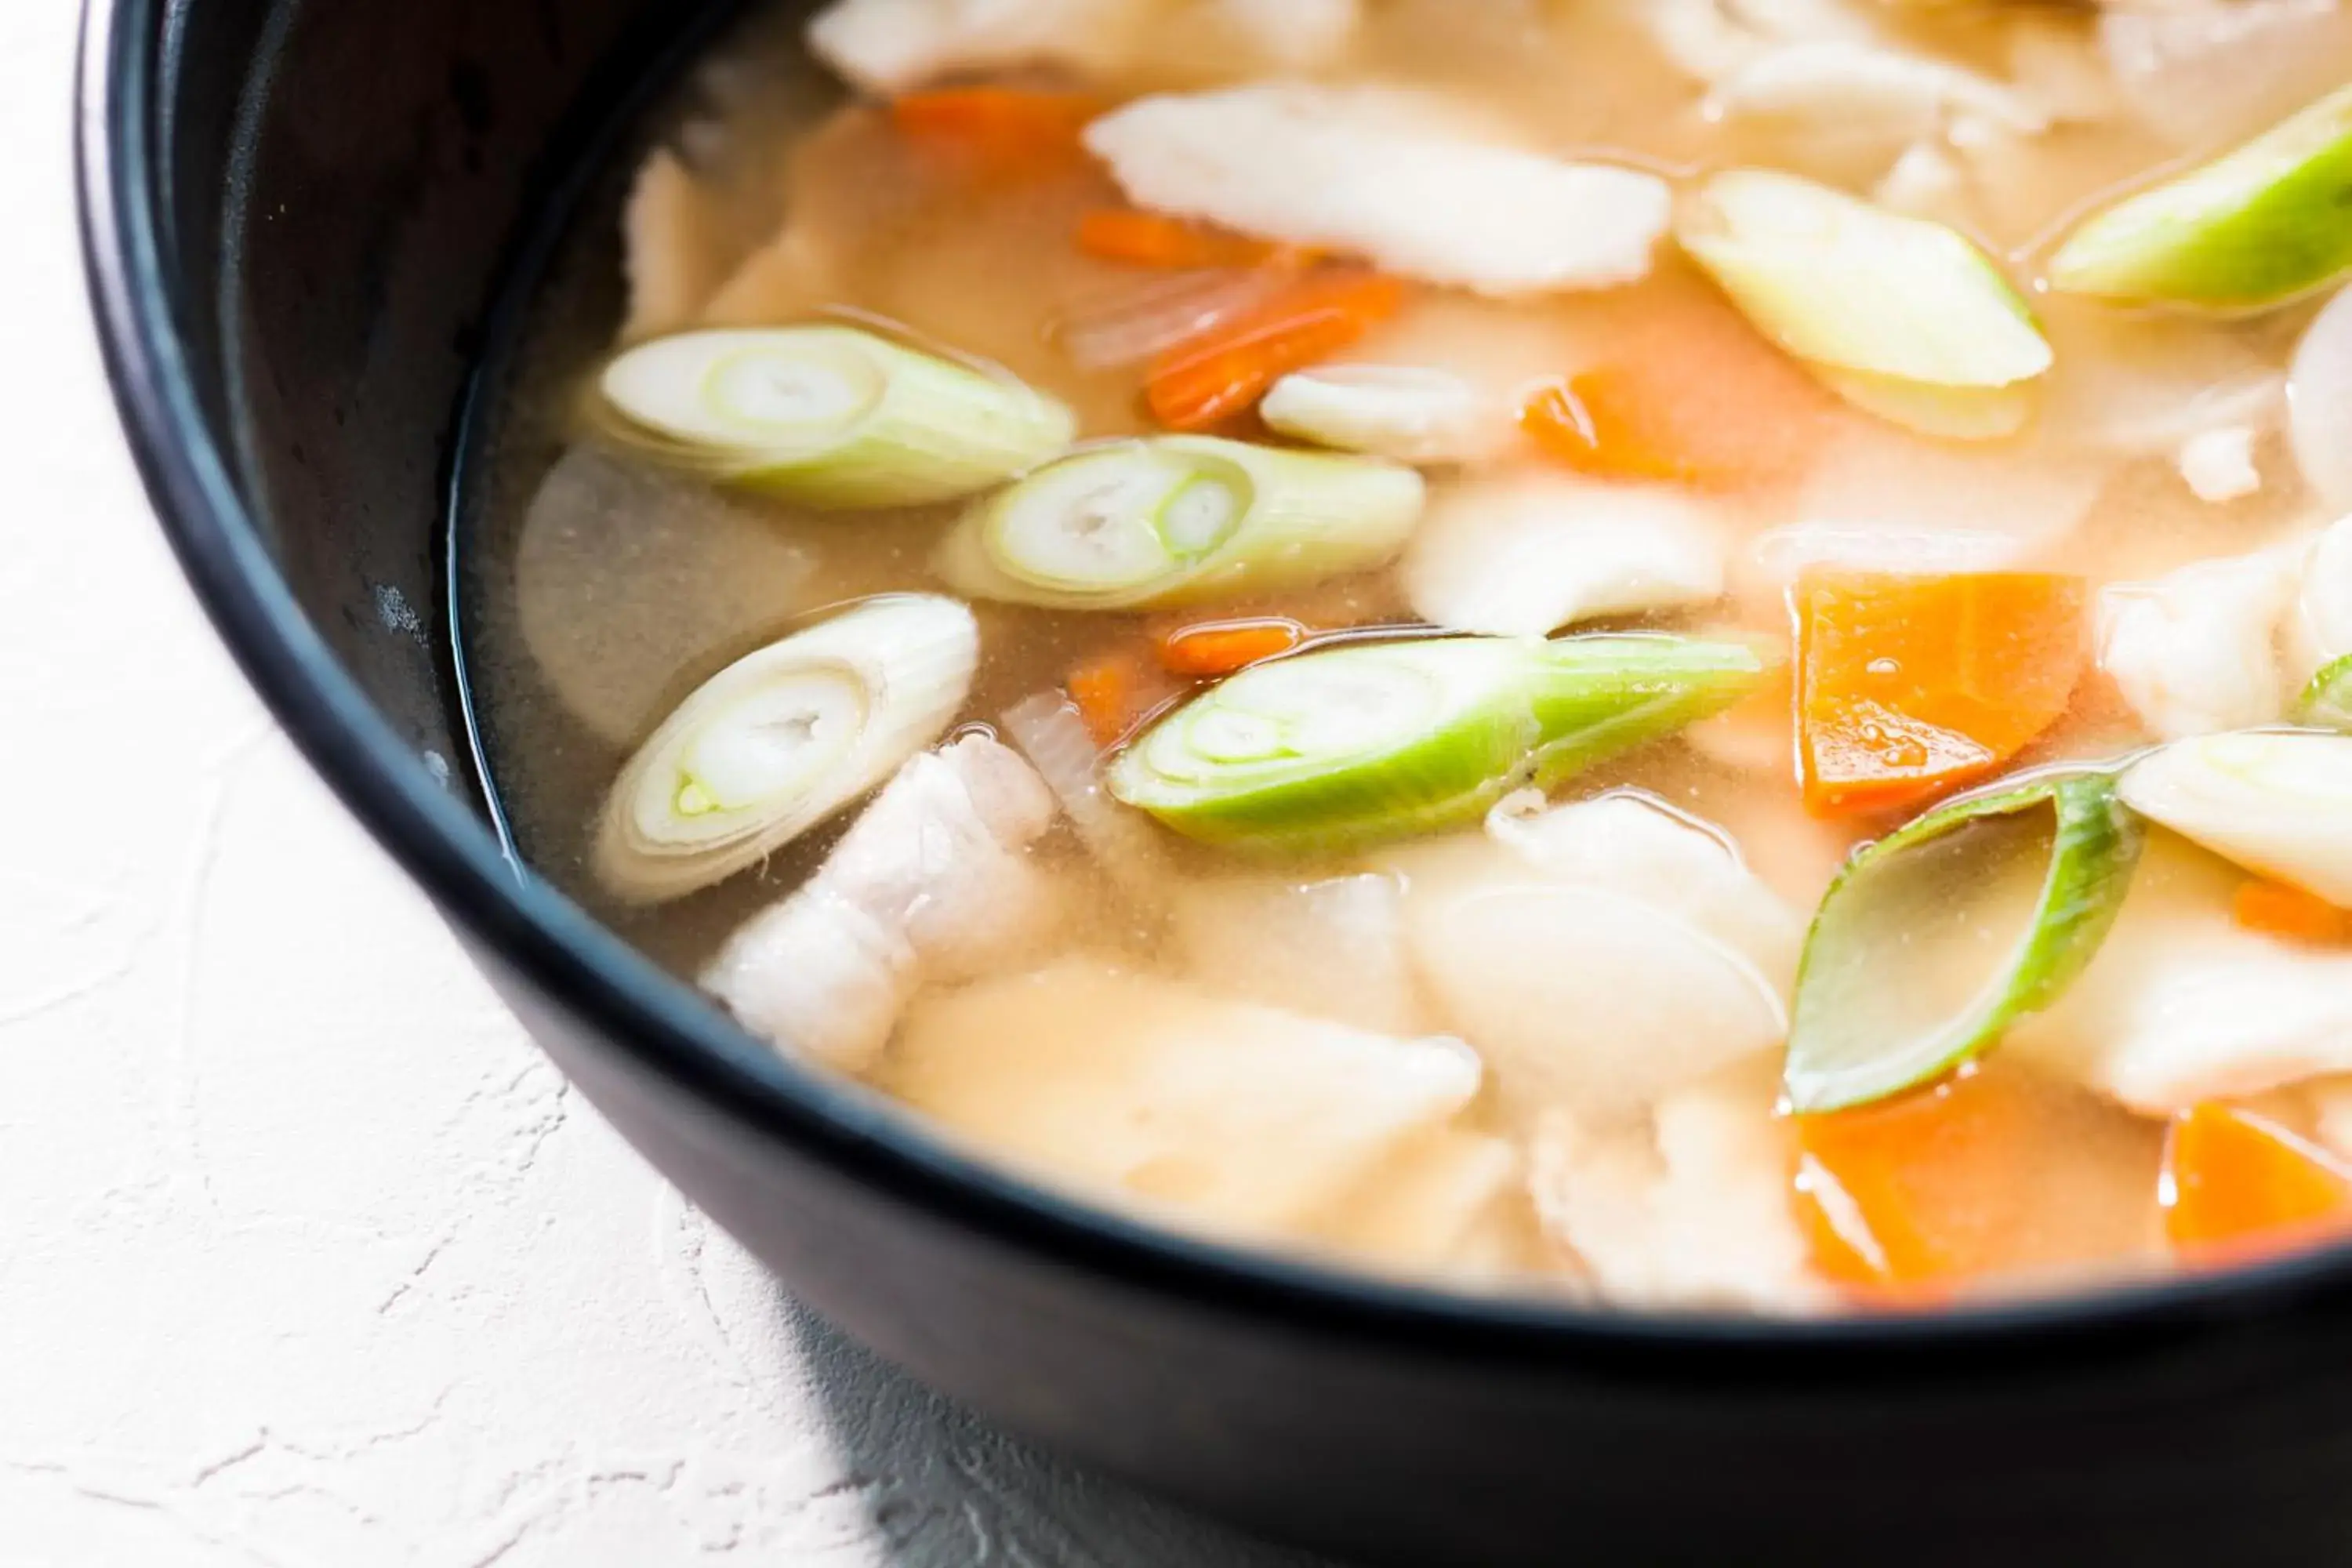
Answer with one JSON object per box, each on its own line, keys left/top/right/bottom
{"left": 77, "top": 2, "right": 2352, "bottom": 1560}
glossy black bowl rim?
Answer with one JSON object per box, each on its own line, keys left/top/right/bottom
{"left": 73, "top": 0, "right": 2352, "bottom": 1381}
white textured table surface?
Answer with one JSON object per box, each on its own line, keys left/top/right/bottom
{"left": 1, "top": 4, "right": 1327, "bottom": 1561}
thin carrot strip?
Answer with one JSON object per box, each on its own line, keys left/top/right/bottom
{"left": 1078, "top": 209, "right": 1287, "bottom": 270}
{"left": 891, "top": 88, "right": 1102, "bottom": 176}
{"left": 1146, "top": 271, "right": 1406, "bottom": 432}
{"left": 2231, "top": 879, "right": 2352, "bottom": 945}
{"left": 1067, "top": 649, "right": 1185, "bottom": 747}
{"left": 1157, "top": 618, "right": 1306, "bottom": 678}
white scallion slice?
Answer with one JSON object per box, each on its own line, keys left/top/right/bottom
{"left": 935, "top": 436, "right": 1425, "bottom": 611}
{"left": 595, "top": 594, "right": 978, "bottom": 903}
{"left": 2298, "top": 655, "right": 2352, "bottom": 733}
{"left": 1784, "top": 767, "right": 2145, "bottom": 1114}
{"left": 1677, "top": 169, "right": 2053, "bottom": 439}
{"left": 2049, "top": 82, "right": 2352, "bottom": 313}
{"left": 1106, "top": 634, "right": 1763, "bottom": 855}
{"left": 597, "top": 325, "right": 1076, "bottom": 509}
{"left": 2120, "top": 731, "right": 2352, "bottom": 906}
{"left": 1259, "top": 365, "right": 1508, "bottom": 465}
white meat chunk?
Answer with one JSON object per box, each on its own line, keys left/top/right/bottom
{"left": 807, "top": 0, "right": 1150, "bottom": 93}
{"left": 884, "top": 960, "right": 1484, "bottom": 1243}
{"left": 1392, "top": 793, "right": 1802, "bottom": 1126}
{"left": 1402, "top": 471, "right": 1727, "bottom": 637}
{"left": 1083, "top": 84, "right": 1673, "bottom": 297}
{"left": 1706, "top": 40, "right": 2047, "bottom": 143}
{"left": 2096, "top": 549, "right": 2299, "bottom": 741}
{"left": 702, "top": 736, "right": 1065, "bottom": 1074}
{"left": 1311, "top": 1129, "right": 1531, "bottom": 1279}
{"left": 1170, "top": 872, "right": 1428, "bottom": 1036}
{"left": 1640, "top": 0, "right": 1877, "bottom": 84}
{"left": 622, "top": 149, "right": 740, "bottom": 342}
{"left": 2011, "top": 834, "right": 2352, "bottom": 1113}
{"left": 1530, "top": 1063, "right": 1826, "bottom": 1312}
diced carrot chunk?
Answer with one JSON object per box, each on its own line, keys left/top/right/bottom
{"left": 1077, "top": 209, "right": 1291, "bottom": 270}
{"left": 1146, "top": 271, "right": 1406, "bottom": 431}
{"left": 1795, "top": 570, "right": 2088, "bottom": 817}
{"left": 2163, "top": 1104, "right": 2352, "bottom": 1262}
{"left": 1068, "top": 648, "right": 1185, "bottom": 747}
{"left": 891, "top": 88, "right": 1101, "bottom": 177}
{"left": 1156, "top": 618, "right": 1306, "bottom": 677}
{"left": 2230, "top": 879, "right": 2352, "bottom": 946}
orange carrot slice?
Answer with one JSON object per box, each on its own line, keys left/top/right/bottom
{"left": 1522, "top": 290, "right": 1838, "bottom": 490}
{"left": 1146, "top": 271, "right": 1406, "bottom": 432}
{"left": 2231, "top": 879, "right": 2352, "bottom": 946}
{"left": 1795, "top": 1069, "right": 2038, "bottom": 1293}
{"left": 1156, "top": 618, "right": 1306, "bottom": 678}
{"left": 2163, "top": 1104, "right": 2352, "bottom": 1262}
{"left": 1795, "top": 570, "right": 2088, "bottom": 817}
{"left": 1078, "top": 209, "right": 1290, "bottom": 270}
{"left": 1796, "top": 1065, "right": 2163, "bottom": 1299}
{"left": 891, "top": 88, "right": 1101, "bottom": 177}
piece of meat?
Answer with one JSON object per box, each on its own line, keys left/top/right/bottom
{"left": 702, "top": 735, "right": 1065, "bottom": 1073}
{"left": 1530, "top": 1062, "right": 1827, "bottom": 1312}
{"left": 2096, "top": 548, "right": 2299, "bottom": 741}
{"left": 1640, "top": 0, "right": 1878, "bottom": 84}
{"left": 1083, "top": 83, "right": 1673, "bottom": 296}
{"left": 806, "top": 0, "right": 1152, "bottom": 94}
{"left": 2013, "top": 834, "right": 2352, "bottom": 1112}
{"left": 884, "top": 959, "right": 1485, "bottom": 1244}
{"left": 1169, "top": 871, "right": 1430, "bottom": 1036}
{"left": 621, "top": 148, "right": 743, "bottom": 342}
{"left": 1402, "top": 470, "right": 1728, "bottom": 637}
{"left": 1310, "top": 1128, "right": 1533, "bottom": 1280}
{"left": 1706, "top": 39, "right": 2047, "bottom": 143}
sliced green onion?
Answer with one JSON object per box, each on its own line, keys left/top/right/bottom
{"left": 1677, "top": 169, "right": 2052, "bottom": 439}
{"left": 2049, "top": 82, "right": 2352, "bottom": 312}
{"left": 597, "top": 325, "right": 1076, "bottom": 509}
{"left": 935, "top": 436, "right": 1425, "bottom": 611}
{"left": 2119, "top": 731, "right": 2352, "bottom": 906}
{"left": 1105, "top": 634, "right": 1762, "bottom": 855}
{"left": 596, "top": 594, "right": 978, "bottom": 903}
{"left": 2298, "top": 654, "right": 2352, "bottom": 733}
{"left": 1784, "top": 766, "right": 2145, "bottom": 1114}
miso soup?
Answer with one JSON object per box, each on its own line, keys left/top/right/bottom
{"left": 461, "top": 0, "right": 2352, "bottom": 1312}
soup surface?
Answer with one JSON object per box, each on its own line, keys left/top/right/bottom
{"left": 463, "top": 0, "right": 2352, "bottom": 1313}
